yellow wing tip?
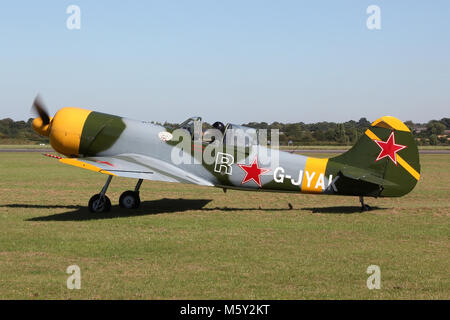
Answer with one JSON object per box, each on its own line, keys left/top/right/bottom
{"left": 371, "top": 116, "right": 410, "bottom": 132}
{"left": 59, "top": 158, "right": 116, "bottom": 176}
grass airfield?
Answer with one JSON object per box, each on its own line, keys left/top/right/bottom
{"left": 0, "top": 152, "right": 449, "bottom": 299}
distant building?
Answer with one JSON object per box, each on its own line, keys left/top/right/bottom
{"left": 414, "top": 127, "right": 427, "bottom": 133}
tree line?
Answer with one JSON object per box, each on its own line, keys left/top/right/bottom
{"left": 1, "top": 117, "right": 449, "bottom": 146}
{"left": 0, "top": 118, "right": 48, "bottom": 144}
{"left": 241, "top": 117, "right": 450, "bottom": 146}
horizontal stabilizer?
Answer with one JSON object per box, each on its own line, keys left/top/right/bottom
{"left": 339, "top": 166, "right": 395, "bottom": 187}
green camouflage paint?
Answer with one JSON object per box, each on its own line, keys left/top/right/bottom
{"left": 325, "top": 124, "right": 420, "bottom": 197}
{"left": 79, "top": 112, "right": 126, "bottom": 156}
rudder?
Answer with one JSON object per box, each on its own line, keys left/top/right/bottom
{"left": 327, "top": 116, "right": 420, "bottom": 197}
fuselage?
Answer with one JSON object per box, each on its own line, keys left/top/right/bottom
{"left": 38, "top": 107, "right": 420, "bottom": 198}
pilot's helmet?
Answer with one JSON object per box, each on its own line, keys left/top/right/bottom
{"left": 212, "top": 121, "right": 225, "bottom": 133}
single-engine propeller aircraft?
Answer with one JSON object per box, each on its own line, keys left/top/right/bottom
{"left": 31, "top": 96, "right": 420, "bottom": 213}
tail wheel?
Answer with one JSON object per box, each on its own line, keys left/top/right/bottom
{"left": 119, "top": 191, "right": 141, "bottom": 209}
{"left": 88, "top": 194, "right": 112, "bottom": 213}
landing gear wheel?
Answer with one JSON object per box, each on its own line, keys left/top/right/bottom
{"left": 89, "top": 194, "right": 112, "bottom": 213}
{"left": 119, "top": 191, "right": 141, "bottom": 209}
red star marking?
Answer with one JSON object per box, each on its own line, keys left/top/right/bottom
{"left": 237, "top": 156, "right": 270, "bottom": 187}
{"left": 374, "top": 132, "right": 407, "bottom": 166}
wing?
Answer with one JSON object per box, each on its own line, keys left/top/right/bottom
{"left": 59, "top": 153, "right": 214, "bottom": 186}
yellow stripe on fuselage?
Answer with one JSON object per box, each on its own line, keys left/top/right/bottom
{"left": 301, "top": 157, "right": 329, "bottom": 193}
{"left": 365, "top": 129, "right": 420, "bottom": 180}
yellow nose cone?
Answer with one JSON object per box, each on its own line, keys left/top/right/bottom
{"left": 49, "top": 107, "right": 92, "bottom": 156}
{"left": 32, "top": 117, "right": 52, "bottom": 136}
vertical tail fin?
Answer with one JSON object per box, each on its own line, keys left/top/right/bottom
{"left": 329, "top": 116, "right": 420, "bottom": 197}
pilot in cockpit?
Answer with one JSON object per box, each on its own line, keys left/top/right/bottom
{"left": 179, "top": 117, "right": 227, "bottom": 143}
{"left": 203, "top": 121, "right": 225, "bottom": 143}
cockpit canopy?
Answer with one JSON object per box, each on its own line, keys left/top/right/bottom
{"left": 179, "top": 116, "right": 202, "bottom": 137}
{"left": 223, "top": 124, "right": 258, "bottom": 147}
{"left": 179, "top": 117, "right": 264, "bottom": 147}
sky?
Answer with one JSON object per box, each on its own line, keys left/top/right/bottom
{"left": 0, "top": 1, "right": 449, "bottom": 124}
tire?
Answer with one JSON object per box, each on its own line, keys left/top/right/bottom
{"left": 119, "top": 191, "right": 140, "bottom": 209}
{"left": 88, "top": 194, "right": 112, "bottom": 213}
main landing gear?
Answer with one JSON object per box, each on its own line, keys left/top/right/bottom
{"left": 88, "top": 176, "right": 143, "bottom": 213}
{"left": 359, "top": 196, "right": 371, "bottom": 212}
{"left": 119, "top": 179, "right": 142, "bottom": 209}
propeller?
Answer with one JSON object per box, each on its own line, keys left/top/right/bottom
{"left": 31, "top": 94, "right": 53, "bottom": 137}
{"left": 31, "top": 94, "right": 51, "bottom": 125}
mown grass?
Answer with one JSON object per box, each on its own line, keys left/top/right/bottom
{"left": 0, "top": 152, "right": 449, "bottom": 299}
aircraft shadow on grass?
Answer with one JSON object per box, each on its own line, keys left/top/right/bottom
{"left": 5, "top": 198, "right": 291, "bottom": 222}
{"left": 19, "top": 199, "right": 213, "bottom": 221}
{"left": 300, "top": 206, "right": 386, "bottom": 214}
{"left": 2, "top": 199, "right": 384, "bottom": 222}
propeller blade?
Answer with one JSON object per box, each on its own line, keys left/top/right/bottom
{"left": 32, "top": 95, "right": 50, "bottom": 125}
